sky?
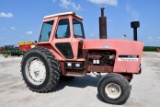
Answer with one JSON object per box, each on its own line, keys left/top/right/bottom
{"left": 0, "top": 0, "right": 160, "bottom": 46}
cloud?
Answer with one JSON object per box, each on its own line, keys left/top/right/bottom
{"left": 52, "top": 0, "right": 56, "bottom": 2}
{"left": 147, "top": 36, "right": 160, "bottom": 42}
{"left": 126, "top": 4, "right": 130, "bottom": 13}
{"left": 60, "top": 0, "right": 81, "bottom": 11}
{"left": 90, "top": 33, "right": 94, "bottom": 36}
{"left": 143, "top": 23, "right": 148, "bottom": 26}
{"left": 108, "top": 19, "right": 112, "bottom": 22}
{"left": 126, "top": 4, "right": 139, "bottom": 20}
{"left": 90, "top": 32, "right": 96, "bottom": 36}
{"left": 88, "top": 0, "right": 118, "bottom": 6}
{"left": 26, "top": 31, "right": 33, "bottom": 35}
{"left": 146, "top": 36, "right": 160, "bottom": 46}
{"left": 10, "top": 27, "right": 16, "bottom": 30}
{"left": 0, "top": 12, "right": 13, "bottom": 18}
{"left": 147, "top": 36, "right": 152, "bottom": 40}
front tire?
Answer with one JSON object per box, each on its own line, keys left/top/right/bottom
{"left": 21, "top": 47, "right": 60, "bottom": 93}
{"left": 98, "top": 73, "right": 131, "bottom": 105}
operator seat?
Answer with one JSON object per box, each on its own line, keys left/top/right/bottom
{"left": 48, "top": 31, "right": 51, "bottom": 39}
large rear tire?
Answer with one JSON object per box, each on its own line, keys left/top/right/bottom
{"left": 98, "top": 73, "right": 131, "bottom": 105}
{"left": 21, "top": 47, "right": 60, "bottom": 93}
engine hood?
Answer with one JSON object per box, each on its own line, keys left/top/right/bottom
{"left": 82, "top": 39, "right": 143, "bottom": 55}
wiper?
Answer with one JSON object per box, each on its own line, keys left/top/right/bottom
{"left": 74, "top": 35, "right": 83, "bottom": 38}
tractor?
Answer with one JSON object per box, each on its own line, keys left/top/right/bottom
{"left": 0, "top": 45, "right": 23, "bottom": 57}
{"left": 21, "top": 8, "right": 143, "bottom": 105}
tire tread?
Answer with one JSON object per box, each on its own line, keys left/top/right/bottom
{"left": 21, "top": 46, "right": 60, "bottom": 93}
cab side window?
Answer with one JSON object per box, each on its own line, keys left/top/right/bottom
{"left": 55, "top": 43, "right": 73, "bottom": 59}
{"left": 73, "top": 19, "right": 85, "bottom": 38}
{"left": 39, "top": 21, "right": 54, "bottom": 42}
{"left": 56, "top": 19, "right": 70, "bottom": 38}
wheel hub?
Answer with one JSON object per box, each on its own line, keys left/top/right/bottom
{"left": 105, "top": 83, "right": 122, "bottom": 99}
{"left": 26, "top": 58, "right": 46, "bottom": 85}
{"left": 34, "top": 71, "right": 39, "bottom": 77}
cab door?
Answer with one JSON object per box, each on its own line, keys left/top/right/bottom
{"left": 53, "top": 18, "right": 74, "bottom": 60}
{"left": 51, "top": 16, "right": 85, "bottom": 61}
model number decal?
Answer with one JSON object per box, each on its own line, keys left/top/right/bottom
{"left": 118, "top": 55, "right": 139, "bottom": 61}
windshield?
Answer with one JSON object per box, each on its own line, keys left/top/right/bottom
{"left": 39, "top": 21, "right": 54, "bottom": 42}
{"left": 56, "top": 19, "right": 70, "bottom": 38}
{"left": 73, "top": 19, "right": 85, "bottom": 39}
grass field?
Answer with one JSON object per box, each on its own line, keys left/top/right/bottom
{"left": 143, "top": 46, "right": 160, "bottom": 52}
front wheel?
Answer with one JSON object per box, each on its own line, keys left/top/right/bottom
{"left": 98, "top": 73, "right": 131, "bottom": 105}
{"left": 21, "top": 47, "right": 60, "bottom": 93}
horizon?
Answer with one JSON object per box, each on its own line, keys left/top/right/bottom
{"left": 0, "top": 0, "right": 160, "bottom": 46}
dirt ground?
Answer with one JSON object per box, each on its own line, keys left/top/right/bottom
{"left": 0, "top": 52, "right": 160, "bottom": 107}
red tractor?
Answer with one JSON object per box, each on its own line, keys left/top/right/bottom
{"left": 21, "top": 9, "right": 143, "bottom": 105}
{"left": 18, "top": 41, "right": 35, "bottom": 52}
{"left": 0, "top": 47, "right": 3, "bottom": 52}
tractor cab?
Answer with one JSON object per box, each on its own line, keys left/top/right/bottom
{"left": 37, "top": 12, "right": 85, "bottom": 60}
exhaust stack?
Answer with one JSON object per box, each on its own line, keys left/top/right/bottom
{"left": 99, "top": 7, "right": 107, "bottom": 39}
{"left": 131, "top": 21, "right": 140, "bottom": 41}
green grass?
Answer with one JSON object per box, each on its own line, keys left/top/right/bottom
{"left": 143, "top": 46, "right": 160, "bottom": 52}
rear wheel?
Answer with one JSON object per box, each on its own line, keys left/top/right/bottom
{"left": 21, "top": 47, "right": 60, "bottom": 92}
{"left": 98, "top": 73, "right": 131, "bottom": 105}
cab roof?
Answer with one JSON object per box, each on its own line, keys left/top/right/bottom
{"left": 44, "top": 12, "right": 82, "bottom": 19}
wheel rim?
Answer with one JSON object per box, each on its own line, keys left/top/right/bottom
{"left": 105, "top": 83, "right": 122, "bottom": 99}
{"left": 25, "top": 57, "right": 46, "bottom": 85}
